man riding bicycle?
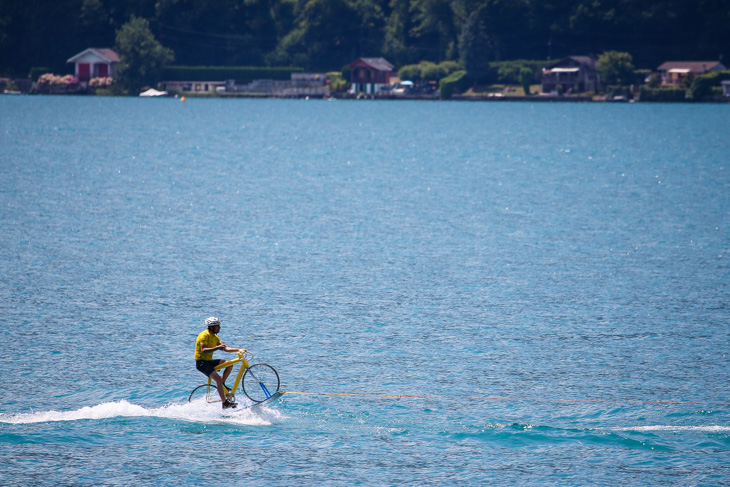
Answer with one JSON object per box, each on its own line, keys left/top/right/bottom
{"left": 195, "top": 317, "right": 246, "bottom": 409}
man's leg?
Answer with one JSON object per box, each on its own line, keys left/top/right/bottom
{"left": 221, "top": 363, "right": 234, "bottom": 386}
{"left": 209, "top": 371, "right": 227, "bottom": 402}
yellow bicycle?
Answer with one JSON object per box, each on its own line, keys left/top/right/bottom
{"left": 188, "top": 350, "right": 280, "bottom": 405}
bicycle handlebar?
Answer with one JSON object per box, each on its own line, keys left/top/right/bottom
{"left": 237, "top": 349, "right": 253, "bottom": 360}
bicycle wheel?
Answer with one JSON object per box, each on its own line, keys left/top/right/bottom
{"left": 242, "top": 364, "right": 280, "bottom": 403}
{"left": 188, "top": 384, "right": 220, "bottom": 404}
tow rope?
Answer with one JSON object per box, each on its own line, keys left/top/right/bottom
{"left": 282, "top": 391, "right": 730, "bottom": 406}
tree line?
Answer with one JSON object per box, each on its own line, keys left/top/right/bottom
{"left": 1, "top": 0, "right": 728, "bottom": 76}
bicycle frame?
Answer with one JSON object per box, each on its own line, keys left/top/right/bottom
{"left": 208, "top": 350, "right": 251, "bottom": 399}
{"left": 189, "top": 350, "right": 280, "bottom": 405}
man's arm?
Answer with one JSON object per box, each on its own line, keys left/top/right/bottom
{"left": 200, "top": 342, "right": 226, "bottom": 354}
{"left": 222, "top": 346, "right": 246, "bottom": 353}
{"left": 201, "top": 343, "right": 244, "bottom": 354}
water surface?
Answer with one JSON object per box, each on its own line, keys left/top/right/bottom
{"left": 1, "top": 96, "right": 728, "bottom": 485}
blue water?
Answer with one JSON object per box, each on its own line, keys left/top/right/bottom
{"left": 1, "top": 96, "right": 728, "bottom": 485}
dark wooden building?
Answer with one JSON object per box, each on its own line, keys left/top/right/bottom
{"left": 349, "top": 57, "right": 394, "bottom": 95}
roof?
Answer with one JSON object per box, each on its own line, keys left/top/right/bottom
{"left": 94, "top": 48, "right": 120, "bottom": 62}
{"left": 545, "top": 55, "right": 597, "bottom": 71}
{"left": 349, "top": 57, "right": 394, "bottom": 72}
{"left": 67, "top": 48, "right": 120, "bottom": 64}
{"left": 657, "top": 61, "right": 726, "bottom": 73}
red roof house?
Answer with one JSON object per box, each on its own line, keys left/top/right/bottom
{"left": 67, "top": 48, "right": 120, "bottom": 81}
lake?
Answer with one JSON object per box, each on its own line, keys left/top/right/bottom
{"left": 0, "top": 95, "right": 728, "bottom": 485}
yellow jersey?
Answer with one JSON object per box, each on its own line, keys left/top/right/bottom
{"left": 195, "top": 329, "right": 221, "bottom": 361}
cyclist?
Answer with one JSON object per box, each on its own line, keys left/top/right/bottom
{"left": 195, "top": 317, "right": 246, "bottom": 409}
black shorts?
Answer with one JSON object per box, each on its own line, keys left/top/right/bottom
{"left": 196, "top": 359, "right": 223, "bottom": 377}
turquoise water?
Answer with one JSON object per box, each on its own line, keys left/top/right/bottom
{"left": 1, "top": 96, "right": 728, "bottom": 485}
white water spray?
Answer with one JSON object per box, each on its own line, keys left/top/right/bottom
{"left": 0, "top": 399, "right": 286, "bottom": 426}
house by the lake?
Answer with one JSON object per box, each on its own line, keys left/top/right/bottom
{"left": 67, "top": 48, "right": 119, "bottom": 81}
{"left": 158, "top": 80, "right": 226, "bottom": 94}
{"left": 541, "top": 56, "right": 599, "bottom": 94}
{"left": 657, "top": 61, "right": 727, "bottom": 86}
{"left": 349, "top": 57, "right": 393, "bottom": 95}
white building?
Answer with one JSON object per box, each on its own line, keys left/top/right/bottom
{"left": 656, "top": 61, "right": 726, "bottom": 86}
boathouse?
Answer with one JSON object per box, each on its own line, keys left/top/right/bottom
{"left": 67, "top": 48, "right": 119, "bottom": 81}
{"left": 349, "top": 57, "right": 394, "bottom": 95}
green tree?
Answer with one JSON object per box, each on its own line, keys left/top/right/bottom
{"left": 275, "top": 0, "right": 368, "bottom": 70}
{"left": 383, "top": 0, "right": 420, "bottom": 65}
{"left": 458, "top": 9, "right": 495, "bottom": 82}
{"left": 114, "top": 16, "right": 174, "bottom": 94}
{"left": 398, "top": 63, "right": 422, "bottom": 81}
{"left": 419, "top": 61, "right": 444, "bottom": 80}
{"left": 4, "top": 0, "right": 730, "bottom": 78}
{"left": 520, "top": 66, "right": 533, "bottom": 94}
{"left": 410, "top": 0, "right": 458, "bottom": 62}
{"left": 597, "top": 50, "right": 635, "bottom": 86}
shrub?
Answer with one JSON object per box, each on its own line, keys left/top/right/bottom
{"left": 420, "top": 62, "right": 446, "bottom": 81}
{"left": 326, "top": 71, "right": 349, "bottom": 92}
{"left": 490, "top": 60, "right": 548, "bottom": 84}
{"left": 639, "top": 86, "right": 687, "bottom": 102}
{"left": 495, "top": 63, "right": 521, "bottom": 84}
{"left": 398, "top": 61, "right": 464, "bottom": 82}
{"left": 29, "top": 67, "right": 52, "bottom": 81}
{"left": 162, "top": 66, "right": 302, "bottom": 82}
{"left": 686, "top": 70, "right": 730, "bottom": 100}
{"left": 398, "top": 64, "right": 422, "bottom": 81}
{"left": 36, "top": 73, "right": 79, "bottom": 93}
{"left": 89, "top": 77, "right": 115, "bottom": 88}
{"left": 37, "top": 73, "right": 71, "bottom": 87}
{"left": 439, "top": 70, "right": 469, "bottom": 99}
{"left": 439, "top": 61, "right": 463, "bottom": 75}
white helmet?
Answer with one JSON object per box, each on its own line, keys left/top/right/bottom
{"left": 205, "top": 316, "right": 221, "bottom": 327}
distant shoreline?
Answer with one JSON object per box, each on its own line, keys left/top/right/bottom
{"left": 214, "top": 91, "right": 730, "bottom": 103}
{"left": 5, "top": 92, "right": 730, "bottom": 103}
